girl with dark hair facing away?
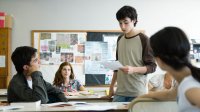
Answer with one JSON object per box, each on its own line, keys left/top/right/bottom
{"left": 150, "top": 26, "right": 200, "bottom": 112}
{"left": 53, "top": 62, "right": 85, "bottom": 96}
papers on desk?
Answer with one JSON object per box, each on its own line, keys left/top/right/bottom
{"left": 0, "top": 92, "right": 7, "bottom": 95}
{"left": 42, "top": 102, "right": 127, "bottom": 111}
{"left": 0, "top": 105, "right": 24, "bottom": 111}
{"left": 101, "top": 61, "right": 123, "bottom": 70}
{"left": 75, "top": 105, "right": 117, "bottom": 111}
{"left": 1, "top": 101, "right": 24, "bottom": 110}
{"left": 45, "top": 102, "right": 118, "bottom": 111}
{"left": 42, "top": 102, "right": 72, "bottom": 107}
{"left": 42, "top": 101, "right": 87, "bottom": 107}
{"left": 0, "top": 89, "right": 7, "bottom": 95}
{"left": 68, "top": 101, "right": 87, "bottom": 105}
{"left": 10, "top": 100, "right": 41, "bottom": 108}
{"left": 0, "top": 93, "right": 7, "bottom": 95}
{"left": 79, "top": 91, "right": 95, "bottom": 96}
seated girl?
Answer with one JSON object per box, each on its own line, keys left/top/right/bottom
{"left": 53, "top": 62, "right": 85, "bottom": 96}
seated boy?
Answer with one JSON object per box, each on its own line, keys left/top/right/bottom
{"left": 7, "top": 46, "right": 68, "bottom": 104}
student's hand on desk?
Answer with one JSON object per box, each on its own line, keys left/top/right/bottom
{"left": 101, "top": 87, "right": 114, "bottom": 99}
{"left": 79, "top": 91, "right": 93, "bottom": 95}
{"left": 64, "top": 92, "right": 70, "bottom": 96}
{"left": 101, "top": 95, "right": 112, "bottom": 99}
{"left": 64, "top": 91, "right": 80, "bottom": 96}
{"left": 69, "top": 92, "right": 80, "bottom": 96}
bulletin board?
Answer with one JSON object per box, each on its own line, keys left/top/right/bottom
{"left": 31, "top": 30, "right": 122, "bottom": 86}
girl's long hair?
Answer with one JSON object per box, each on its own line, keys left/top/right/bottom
{"left": 53, "top": 62, "right": 75, "bottom": 87}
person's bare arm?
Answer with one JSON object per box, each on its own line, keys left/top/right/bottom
{"left": 186, "top": 88, "right": 200, "bottom": 108}
{"left": 109, "top": 72, "right": 117, "bottom": 96}
{"left": 139, "top": 86, "right": 177, "bottom": 100}
{"left": 101, "top": 72, "right": 117, "bottom": 99}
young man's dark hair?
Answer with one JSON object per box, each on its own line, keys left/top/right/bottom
{"left": 11, "top": 46, "right": 37, "bottom": 74}
{"left": 8, "top": 46, "right": 68, "bottom": 104}
{"left": 116, "top": 5, "right": 138, "bottom": 26}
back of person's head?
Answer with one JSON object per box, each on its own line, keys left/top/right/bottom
{"left": 11, "top": 46, "right": 37, "bottom": 74}
{"left": 116, "top": 5, "right": 138, "bottom": 26}
{"left": 53, "top": 62, "right": 75, "bottom": 86}
{"left": 150, "top": 26, "right": 200, "bottom": 82}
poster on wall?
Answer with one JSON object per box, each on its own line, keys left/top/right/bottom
{"left": 35, "top": 32, "right": 87, "bottom": 65}
{"left": 32, "top": 30, "right": 121, "bottom": 85}
{"left": 103, "top": 34, "right": 119, "bottom": 60}
{"left": 85, "top": 34, "right": 120, "bottom": 85}
{"left": 84, "top": 42, "right": 108, "bottom": 74}
{"left": 103, "top": 34, "right": 119, "bottom": 84}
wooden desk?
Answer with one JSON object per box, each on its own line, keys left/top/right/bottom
{"left": 0, "top": 89, "right": 111, "bottom": 102}
{"left": 67, "top": 92, "right": 111, "bottom": 102}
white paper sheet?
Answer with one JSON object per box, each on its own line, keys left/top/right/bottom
{"left": 75, "top": 105, "right": 117, "bottom": 111}
{"left": 42, "top": 101, "right": 87, "bottom": 107}
{"left": 101, "top": 61, "right": 123, "bottom": 70}
{"left": 11, "top": 100, "right": 41, "bottom": 108}
{"left": 0, "top": 105, "right": 24, "bottom": 111}
{"left": 41, "top": 102, "right": 71, "bottom": 107}
{"left": 0, "top": 55, "right": 5, "bottom": 67}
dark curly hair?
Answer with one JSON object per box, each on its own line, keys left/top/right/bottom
{"left": 116, "top": 5, "right": 138, "bottom": 26}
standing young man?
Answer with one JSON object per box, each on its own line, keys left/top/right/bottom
{"left": 106, "top": 5, "right": 156, "bottom": 102}
{"left": 8, "top": 46, "right": 68, "bottom": 104}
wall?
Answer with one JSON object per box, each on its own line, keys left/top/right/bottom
{"left": 1, "top": 0, "right": 200, "bottom": 84}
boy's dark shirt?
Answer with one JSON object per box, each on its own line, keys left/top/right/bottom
{"left": 7, "top": 71, "right": 68, "bottom": 104}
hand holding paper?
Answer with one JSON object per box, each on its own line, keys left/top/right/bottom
{"left": 101, "top": 61, "right": 123, "bottom": 70}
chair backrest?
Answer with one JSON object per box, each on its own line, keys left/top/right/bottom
{"left": 129, "top": 98, "right": 178, "bottom": 112}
